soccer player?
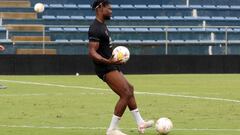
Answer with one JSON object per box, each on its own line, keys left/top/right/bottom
{"left": 88, "top": 0, "right": 154, "bottom": 135}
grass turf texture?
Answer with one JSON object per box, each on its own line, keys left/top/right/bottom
{"left": 0, "top": 74, "right": 239, "bottom": 135}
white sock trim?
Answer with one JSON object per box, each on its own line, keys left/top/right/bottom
{"left": 131, "top": 108, "right": 144, "bottom": 125}
{"left": 108, "top": 115, "right": 121, "bottom": 131}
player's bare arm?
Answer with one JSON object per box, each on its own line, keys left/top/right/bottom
{"left": 88, "top": 41, "right": 123, "bottom": 65}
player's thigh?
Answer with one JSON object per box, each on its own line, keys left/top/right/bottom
{"left": 105, "top": 70, "right": 131, "bottom": 97}
{"left": 120, "top": 72, "right": 134, "bottom": 91}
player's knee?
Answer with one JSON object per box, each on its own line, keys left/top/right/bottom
{"left": 129, "top": 84, "right": 134, "bottom": 92}
{"left": 121, "top": 87, "right": 133, "bottom": 99}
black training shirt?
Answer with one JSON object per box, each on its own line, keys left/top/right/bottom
{"left": 88, "top": 19, "right": 115, "bottom": 71}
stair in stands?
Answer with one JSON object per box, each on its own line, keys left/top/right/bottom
{"left": 0, "top": 12, "right": 37, "bottom": 19}
{"left": 0, "top": 0, "right": 31, "bottom": 8}
{"left": 11, "top": 36, "right": 51, "bottom": 42}
{"left": 16, "top": 49, "right": 57, "bottom": 55}
{"left": 5, "top": 24, "right": 44, "bottom": 32}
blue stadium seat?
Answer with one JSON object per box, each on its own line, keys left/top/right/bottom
{"left": 85, "top": 16, "right": 95, "bottom": 20}
{"left": 211, "top": 16, "right": 225, "bottom": 20}
{"left": 155, "top": 16, "right": 169, "bottom": 20}
{"left": 189, "top": 5, "right": 202, "bottom": 8}
{"left": 162, "top": 5, "right": 175, "bottom": 8}
{"left": 198, "top": 16, "right": 211, "bottom": 20}
{"left": 127, "top": 16, "right": 141, "bottom": 20}
{"left": 70, "top": 16, "right": 84, "bottom": 20}
{"left": 183, "top": 16, "right": 195, "bottom": 20}
{"left": 69, "top": 39, "right": 84, "bottom": 43}
{"left": 111, "top": 4, "right": 120, "bottom": 8}
{"left": 55, "top": 39, "right": 69, "bottom": 42}
{"left": 63, "top": 4, "right": 78, "bottom": 9}
{"left": 128, "top": 40, "right": 142, "bottom": 43}
{"left": 42, "top": 15, "right": 56, "bottom": 19}
{"left": 166, "top": 28, "right": 178, "bottom": 32}
{"left": 192, "top": 28, "right": 206, "bottom": 32}
{"left": 184, "top": 40, "right": 199, "bottom": 43}
{"left": 156, "top": 40, "right": 166, "bottom": 43}
{"left": 44, "top": 4, "right": 49, "bottom": 8}
{"left": 230, "top": 5, "right": 240, "bottom": 9}
{"left": 149, "top": 28, "right": 164, "bottom": 32}
{"left": 49, "top": 4, "right": 63, "bottom": 8}
{"left": 147, "top": 5, "right": 161, "bottom": 9}
{"left": 49, "top": 27, "right": 63, "bottom": 32}
{"left": 142, "top": 40, "right": 157, "bottom": 43}
{"left": 216, "top": 5, "right": 229, "bottom": 9}
{"left": 177, "top": 28, "right": 192, "bottom": 32}
{"left": 205, "top": 28, "right": 219, "bottom": 32}
{"left": 120, "top": 4, "right": 134, "bottom": 9}
{"left": 169, "top": 16, "right": 184, "bottom": 20}
{"left": 228, "top": 40, "right": 240, "bottom": 43}
{"left": 78, "top": 4, "right": 91, "bottom": 8}
{"left": 233, "top": 28, "right": 240, "bottom": 32}
{"left": 113, "top": 40, "right": 128, "bottom": 43}
{"left": 190, "top": 0, "right": 240, "bottom": 5}
{"left": 0, "top": 27, "right": 6, "bottom": 31}
{"left": 176, "top": 5, "right": 188, "bottom": 9}
{"left": 170, "top": 40, "right": 185, "bottom": 43}
{"left": 63, "top": 28, "right": 78, "bottom": 31}
{"left": 134, "top": 5, "right": 148, "bottom": 9}
{"left": 78, "top": 28, "right": 89, "bottom": 32}
{"left": 135, "top": 28, "right": 149, "bottom": 32}
{"left": 113, "top": 16, "right": 127, "bottom": 20}
{"left": 56, "top": 16, "right": 70, "bottom": 19}
{"left": 202, "top": 5, "right": 216, "bottom": 9}
{"left": 219, "top": 28, "right": 233, "bottom": 32}
{"left": 120, "top": 28, "right": 135, "bottom": 32}
{"left": 225, "top": 17, "right": 238, "bottom": 20}
{"left": 108, "top": 28, "right": 121, "bottom": 32}
{"left": 141, "top": 16, "right": 155, "bottom": 20}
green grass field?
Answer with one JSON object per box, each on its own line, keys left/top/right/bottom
{"left": 0, "top": 74, "right": 239, "bottom": 135}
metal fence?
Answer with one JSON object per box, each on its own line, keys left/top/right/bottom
{"left": 1, "top": 25, "right": 240, "bottom": 55}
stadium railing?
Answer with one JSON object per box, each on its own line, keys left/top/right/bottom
{"left": 1, "top": 25, "right": 240, "bottom": 55}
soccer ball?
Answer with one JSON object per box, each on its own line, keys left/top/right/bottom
{"left": 112, "top": 46, "right": 130, "bottom": 63}
{"left": 34, "top": 3, "right": 45, "bottom": 13}
{"left": 155, "top": 117, "right": 173, "bottom": 135}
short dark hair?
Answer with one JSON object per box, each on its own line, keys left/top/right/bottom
{"left": 92, "top": 0, "right": 110, "bottom": 10}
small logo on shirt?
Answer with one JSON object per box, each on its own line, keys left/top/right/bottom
{"left": 109, "top": 37, "right": 113, "bottom": 47}
{"left": 105, "top": 30, "right": 109, "bottom": 36}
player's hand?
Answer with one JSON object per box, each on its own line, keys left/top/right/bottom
{"left": 108, "top": 55, "right": 125, "bottom": 65}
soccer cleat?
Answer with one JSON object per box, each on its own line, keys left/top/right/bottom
{"left": 106, "top": 129, "right": 128, "bottom": 135}
{"left": 138, "top": 120, "right": 154, "bottom": 134}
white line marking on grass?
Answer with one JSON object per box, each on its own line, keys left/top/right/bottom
{"left": 0, "top": 79, "right": 240, "bottom": 104}
{"left": 0, "top": 93, "right": 109, "bottom": 97}
{"left": 0, "top": 125, "right": 106, "bottom": 130}
{"left": 0, "top": 125, "right": 240, "bottom": 132}
{"left": 0, "top": 94, "right": 48, "bottom": 97}
{"left": 174, "top": 128, "right": 240, "bottom": 131}
{"left": 0, "top": 79, "right": 109, "bottom": 91}
{"left": 135, "top": 92, "right": 240, "bottom": 103}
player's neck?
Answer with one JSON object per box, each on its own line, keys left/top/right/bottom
{"left": 96, "top": 15, "right": 105, "bottom": 24}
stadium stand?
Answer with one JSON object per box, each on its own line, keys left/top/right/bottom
{"left": 0, "top": 0, "right": 240, "bottom": 55}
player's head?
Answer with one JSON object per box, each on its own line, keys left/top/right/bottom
{"left": 92, "top": 0, "right": 112, "bottom": 20}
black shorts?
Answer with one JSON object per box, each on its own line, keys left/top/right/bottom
{"left": 95, "top": 65, "right": 120, "bottom": 81}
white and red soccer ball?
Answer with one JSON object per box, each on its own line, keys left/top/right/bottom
{"left": 112, "top": 46, "right": 130, "bottom": 63}
{"left": 155, "top": 117, "right": 173, "bottom": 134}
